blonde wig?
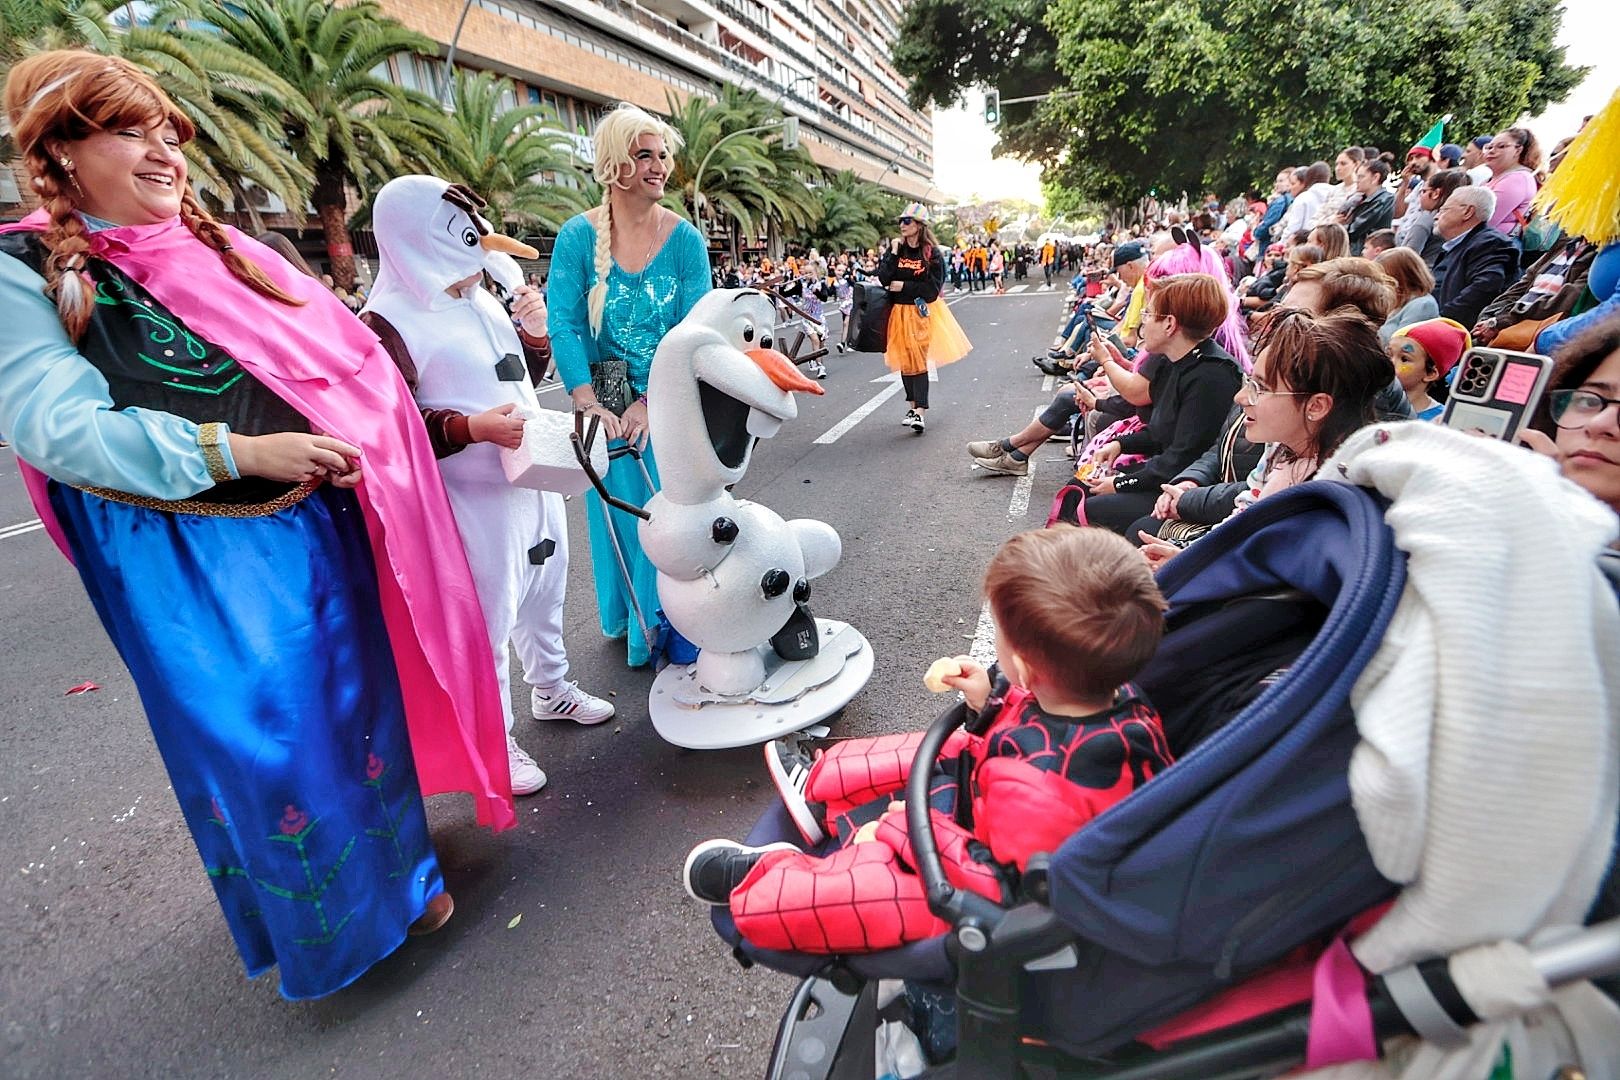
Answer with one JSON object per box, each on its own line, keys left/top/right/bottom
{"left": 587, "top": 102, "right": 683, "bottom": 335}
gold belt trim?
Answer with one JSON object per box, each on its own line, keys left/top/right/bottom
{"left": 75, "top": 480, "right": 321, "bottom": 517}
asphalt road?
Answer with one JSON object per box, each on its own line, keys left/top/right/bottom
{"left": 0, "top": 281, "right": 1072, "bottom": 1080}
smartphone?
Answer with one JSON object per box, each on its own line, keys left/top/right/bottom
{"left": 1439, "top": 347, "right": 1554, "bottom": 442}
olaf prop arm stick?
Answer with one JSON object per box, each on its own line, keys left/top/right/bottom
{"left": 638, "top": 290, "right": 874, "bottom": 749}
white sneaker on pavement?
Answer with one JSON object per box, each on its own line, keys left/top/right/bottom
{"left": 531, "top": 680, "right": 616, "bottom": 725}
{"left": 507, "top": 735, "right": 547, "bottom": 796}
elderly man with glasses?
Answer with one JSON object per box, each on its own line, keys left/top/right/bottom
{"left": 1430, "top": 185, "right": 1518, "bottom": 328}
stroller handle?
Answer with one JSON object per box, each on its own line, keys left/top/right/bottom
{"left": 905, "top": 702, "right": 1018, "bottom": 928}
{"left": 570, "top": 410, "right": 652, "bottom": 521}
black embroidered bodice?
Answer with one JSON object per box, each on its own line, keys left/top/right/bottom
{"left": 2, "top": 232, "right": 308, "bottom": 502}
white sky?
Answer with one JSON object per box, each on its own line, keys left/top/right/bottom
{"left": 930, "top": 0, "right": 1620, "bottom": 208}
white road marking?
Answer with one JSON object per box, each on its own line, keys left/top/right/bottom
{"left": 969, "top": 602, "right": 997, "bottom": 665}
{"left": 1, "top": 519, "right": 44, "bottom": 541}
{"left": 813, "top": 382, "right": 903, "bottom": 444}
{"left": 1007, "top": 285, "right": 1029, "bottom": 294}
{"left": 1041, "top": 374, "right": 1056, "bottom": 393}
{"left": 970, "top": 408, "right": 1045, "bottom": 661}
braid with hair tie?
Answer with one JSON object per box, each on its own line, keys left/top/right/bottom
{"left": 32, "top": 158, "right": 96, "bottom": 339}
{"left": 588, "top": 189, "right": 613, "bottom": 337}
{"left": 177, "top": 190, "right": 302, "bottom": 308}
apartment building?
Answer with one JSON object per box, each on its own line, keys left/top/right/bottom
{"left": 374, "top": 0, "right": 935, "bottom": 200}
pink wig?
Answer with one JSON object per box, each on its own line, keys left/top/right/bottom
{"left": 1146, "top": 243, "right": 1251, "bottom": 370}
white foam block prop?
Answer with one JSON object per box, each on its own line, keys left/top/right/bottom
{"left": 502, "top": 406, "right": 606, "bottom": 495}
{"left": 648, "top": 620, "right": 873, "bottom": 750}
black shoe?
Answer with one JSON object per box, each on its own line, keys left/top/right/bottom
{"left": 1032, "top": 356, "right": 1068, "bottom": 378}
{"left": 765, "top": 736, "right": 826, "bottom": 846}
{"left": 683, "top": 839, "right": 799, "bottom": 904}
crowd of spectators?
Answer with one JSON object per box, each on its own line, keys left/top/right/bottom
{"left": 964, "top": 114, "right": 1620, "bottom": 575}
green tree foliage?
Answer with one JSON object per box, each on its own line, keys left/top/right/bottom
{"left": 664, "top": 85, "right": 821, "bottom": 250}
{"left": 896, "top": 0, "right": 1585, "bottom": 205}
{"left": 3, "top": 1, "right": 314, "bottom": 230}
{"left": 179, "top": 0, "right": 453, "bottom": 286}
{"left": 439, "top": 70, "right": 593, "bottom": 235}
{"left": 800, "top": 169, "right": 891, "bottom": 251}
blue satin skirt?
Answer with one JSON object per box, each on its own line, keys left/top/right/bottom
{"left": 584, "top": 441, "right": 661, "bottom": 667}
{"left": 49, "top": 482, "right": 443, "bottom": 1000}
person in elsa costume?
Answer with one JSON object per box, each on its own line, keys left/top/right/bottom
{"left": 547, "top": 102, "right": 712, "bottom": 667}
{"left": 0, "top": 51, "right": 513, "bottom": 1000}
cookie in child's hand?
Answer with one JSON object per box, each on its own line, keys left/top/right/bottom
{"left": 923, "top": 657, "right": 963, "bottom": 693}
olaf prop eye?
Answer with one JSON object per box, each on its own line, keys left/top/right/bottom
{"left": 461, "top": 226, "right": 479, "bottom": 246}
{"left": 759, "top": 334, "right": 773, "bottom": 350}
{"left": 741, "top": 322, "right": 756, "bottom": 343}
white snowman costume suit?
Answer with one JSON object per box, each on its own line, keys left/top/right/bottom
{"left": 364, "top": 175, "right": 570, "bottom": 733}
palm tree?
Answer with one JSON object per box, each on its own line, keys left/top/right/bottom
{"left": 663, "top": 85, "right": 824, "bottom": 257}
{"left": 439, "top": 70, "right": 593, "bottom": 235}
{"left": 181, "top": 0, "right": 452, "bottom": 286}
{"left": 801, "top": 170, "right": 889, "bottom": 252}
{"left": 3, "top": 0, "right": 314, "bottom": 230}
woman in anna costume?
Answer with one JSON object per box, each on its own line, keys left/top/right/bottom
{"left": 0, "top": 52, "right": 513, "bottom": 999}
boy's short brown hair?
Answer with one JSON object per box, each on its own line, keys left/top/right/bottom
{"left": 983, "top": 527, "right": 1168, "bottom": 703}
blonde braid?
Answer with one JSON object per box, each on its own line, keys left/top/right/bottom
{"left": 33, "top": 159, "right": 96, "bottom": 339}
{"left": 587, "top": 189, "right": 613, "bottom": 337}
{"left": 177, "top": 190, "right": 303, "bottom": 307}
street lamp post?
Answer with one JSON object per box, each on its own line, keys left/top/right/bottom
{"left": 439, "top": 0, "right": 478, "bottom": 113}
{"left": 691, "top": 75, "right": 814, "bottom": 243}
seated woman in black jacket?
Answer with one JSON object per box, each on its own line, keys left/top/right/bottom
{"left": 1081, "top": 273, "right": 1245, "bottom": 533}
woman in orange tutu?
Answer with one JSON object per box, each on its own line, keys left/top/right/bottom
{"left": 879, "top": 203, "right": 972, "bottom": 432}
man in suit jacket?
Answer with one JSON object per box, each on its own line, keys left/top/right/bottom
{"left": 1431, "top": 185, "right": 1518, "bottom": 328}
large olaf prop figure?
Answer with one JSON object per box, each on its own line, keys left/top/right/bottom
{"left": 641, "top": 290, "right": 873, "bottom": 749}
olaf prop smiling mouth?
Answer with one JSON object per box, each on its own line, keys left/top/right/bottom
{"left": 698, "top": 347, "right": 822, "bottom": 469}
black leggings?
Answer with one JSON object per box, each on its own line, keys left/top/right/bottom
{"left": 902, "top": 371, "right": 930, "bottom": 410}
{"left": 1082, "top": 491, "right": 1159, "bottom": 536}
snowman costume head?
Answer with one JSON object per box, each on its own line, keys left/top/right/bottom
{"left": 370, "top": 176, "right": 537, "bottom": 310}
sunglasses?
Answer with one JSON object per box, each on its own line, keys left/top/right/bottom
{"left": 898, "top": 217, "right": 916, "bottom": 225}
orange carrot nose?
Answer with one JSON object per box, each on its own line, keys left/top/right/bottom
{"left": 747, "top": 347, "right": 825, "bottom": 395}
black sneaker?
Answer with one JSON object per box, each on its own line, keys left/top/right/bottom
{"left": 682, "top": 839, "right": 800, "bottom": 905}
{"left": 765, "top": 736, "right": 826, "bottom": 846}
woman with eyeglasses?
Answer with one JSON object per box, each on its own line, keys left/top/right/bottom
{"left": 1523, "top": 315, "right": 1620, "bottom": 520}
{"left": 1139, "top": 309, "right": 1392, "bottom": 568}
{"left": 1482, "top": 127, "right": 1543, "bottom": 237}
{"left": 877, "top": 203, "right": 971, "bottom": 432}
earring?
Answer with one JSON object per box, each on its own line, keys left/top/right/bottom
{"left": 59, "top": 158, "right": 85, "bottom": 198}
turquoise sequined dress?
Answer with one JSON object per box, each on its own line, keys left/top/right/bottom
{"left": 549, "top": 212, "right": 712, "bottom": 665}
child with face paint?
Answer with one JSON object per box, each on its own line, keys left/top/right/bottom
{"left": 1389, "top": 318, "right": 1471, "bottom": 421}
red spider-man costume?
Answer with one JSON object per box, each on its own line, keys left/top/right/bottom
{"left": 729, "top": 672, "right": 1173, "bottom": 954}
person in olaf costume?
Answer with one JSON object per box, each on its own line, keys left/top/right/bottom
{"left": 1388, "top": 317, "right": 1471, "bottom": 422}
{"left": 362, "top": 176, "right": 614, "bottom": 796}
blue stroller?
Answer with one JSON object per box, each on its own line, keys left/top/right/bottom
{"left": 710, "top": 480, "right": 1620, "bottom": 1077}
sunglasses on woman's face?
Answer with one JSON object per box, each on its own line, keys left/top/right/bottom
{"left": 898, "top": 217, "right": 916, "bottom": 225}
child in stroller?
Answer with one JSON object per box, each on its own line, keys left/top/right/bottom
{"left": 683, "top": 527, "right": 1173, "bottom": 955}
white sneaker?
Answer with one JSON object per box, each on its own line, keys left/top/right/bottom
{"left": 531, "top": 680, "right": 616, "bottom": 725}
{"left": 809, "top": 360, "right": 827, "bottom": 379}
{"left": 507, "top": 735, "right": 547, "bottom": 796}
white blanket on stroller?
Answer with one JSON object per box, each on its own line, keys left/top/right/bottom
{"left": 1308, "top": 422, "right": 1620, "bottom": 1080}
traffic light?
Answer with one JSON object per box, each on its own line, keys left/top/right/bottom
{"left": 984, "top": 90, "right": 999, "bottom": 125}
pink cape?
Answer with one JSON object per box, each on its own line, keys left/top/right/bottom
{"left": 3, "top": 211, "right": 515, "bottom": 830}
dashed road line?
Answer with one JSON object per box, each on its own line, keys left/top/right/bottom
{"left": 1, "top": 519, "right": 44, "bottom": 542}
{"left": 813, "top": 382, "right": 903, "bottom": 445}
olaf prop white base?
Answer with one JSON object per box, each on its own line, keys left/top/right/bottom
{"left": 647, "top": 619, "right": 874, "bottom": 750}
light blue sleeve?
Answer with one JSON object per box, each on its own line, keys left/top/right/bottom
{"left": 548, "top": 215, "right": 598, "bottom": 393}
{"left": 673, "top": 220, "right": 713, "bottom": 323}
{"left": 1536, "top": 290, "right": 1620, "bottom": 356}
{"left": 0, "top": 251, "right": 235, "bottom": 498}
